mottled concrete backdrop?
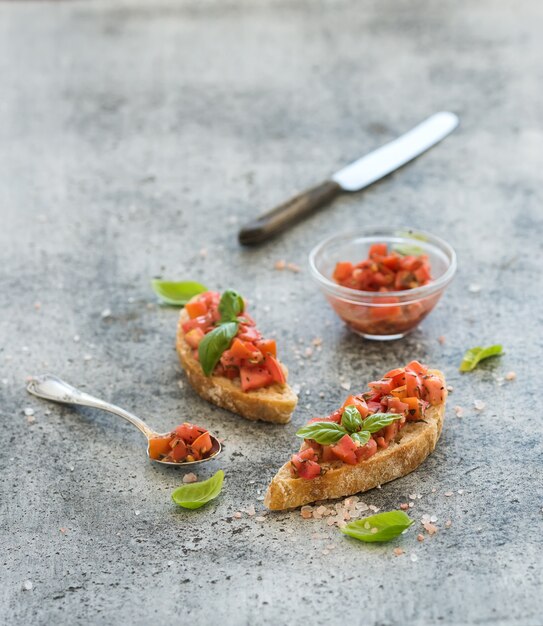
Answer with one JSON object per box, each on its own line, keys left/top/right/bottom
{"left": 1, "top": 1, "right": 542, "bottom": 624}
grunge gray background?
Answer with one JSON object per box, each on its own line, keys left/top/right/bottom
{"left": 1, "top": 1, "right": 542, "bottom": 624}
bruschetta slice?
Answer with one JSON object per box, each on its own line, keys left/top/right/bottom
{"left": 176, "top": 289, "right": 297, "bottom": 424}
{"left": 265, "top": 361, "right": 446, "bottom": 509}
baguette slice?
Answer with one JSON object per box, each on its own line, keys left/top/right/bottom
{"left": 176, "top": 303, "right": 298, "bottom": 424}
{"left": 265, "top": 369, "right": 446, "bottom": 509}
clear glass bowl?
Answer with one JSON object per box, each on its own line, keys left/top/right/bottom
{"left": 309, "top": 228, "right": 457, "bottom": 340}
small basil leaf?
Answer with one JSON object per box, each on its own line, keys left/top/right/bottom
{"left": 198, "top": 322, "right": 239, "bottom": 376}
{"left": 296, "top": 422, "right": 347, "bottom": 445}
{"left": 151, "top": 280, "right": 207, "bottom": 306}
{"left": 361, "top": 413, "right": 403, "bottom": 434}
{"left": 393, "top": 244, "right": 425, "bottom": 257}
{"left": 459, "top": 344, "right": 503, "bottom": 372}
{"left": 340, "top": 510, "right": 414, "bottom": 543}
{"left": 218, "top": 289, "right": 245, "bottom": 322}
{"left": 341, "top": 405, "right": 363, "bottom": 433}
{"left": 351, "top": 430, "right": 371, "bottom": 446}
{"left": 171, "top": 470, "right": 224, "bottom": 510}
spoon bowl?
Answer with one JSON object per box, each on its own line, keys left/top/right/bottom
{"left": 26, "top": 375, "right": 222, "bottom": 467}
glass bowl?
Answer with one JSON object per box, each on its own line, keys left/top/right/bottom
{"left": 309, "top": 228, "right": 457, "bottom": 340}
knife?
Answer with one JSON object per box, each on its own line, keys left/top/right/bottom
{"left": 238, "top": 111, "right": 459, "bottom": 245}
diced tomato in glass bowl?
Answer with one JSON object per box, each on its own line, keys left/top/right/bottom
{"left": 309, "top": 229, "right": 456, "bottom": 340}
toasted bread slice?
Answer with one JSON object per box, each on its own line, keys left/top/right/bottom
{"left": 265, "top": 370, "right": 446, "bottom": 509}
{"left": 176, "top": 304, "right": 298, "bottom": 424}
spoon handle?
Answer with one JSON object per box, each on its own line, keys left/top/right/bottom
{"left": 27, "top": 374, "right": 156, "bottom": 439}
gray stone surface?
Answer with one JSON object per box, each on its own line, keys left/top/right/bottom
{"left": 1, "top": 1, "right": 542, "bottom": 624}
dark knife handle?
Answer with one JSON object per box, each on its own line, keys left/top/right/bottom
{"left": 238, "top": 180, "right": 342, "bottom": 245}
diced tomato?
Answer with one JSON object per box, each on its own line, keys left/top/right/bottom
{"left": 422, "top": 375, "right": 445, "bottom": 405}
{"left": 391, "top": 385, "right": 407, "bottom": 399}
{"left": 239, "top": 365, "right": 274, "bottom": 392}
{"left": 330, "top": 434, "right": 358, "bottom": 465}
{"left": 191, "top": 432, "right": 212, "bottom": 456}
{"left": 230, "top": 338, "right": 261, "bottom": 361}
{"left": 383, "top": 422, "right": 399, "bottom": 444}
{"left": 369, "top": 243, "right": 388, "bottom": 258}
{"left": 185, "top": 300, "right": 208, "bottom": 319}
{"left": 321, "top": 445, "right": 337, "bottom": 463}
{"left": 168, "top": 438, "right": 188, "bottom": 462}
{"left": 404, "top": 396, "right": 426, "bottom": 420}
{"left": 237, "top": 325, "right": 261, "bottom": 342}
{"left": 385, "top": 396, "right": 409, "bottom": 415}
{"left": 405, "top": 360, "right": 427, "bottom": 375}
{"left": 263, "top": 354, "right": 286, "bottom": 385}
{"left": 381, "top": 255, "right": 401, "bottom": 271}
{"left": 368, "top": 379, "right": 393, "bottom": 395}
{"left": 333, "top": 261, "right": 354, "bottom": 282}
{"left": 148, "top": 435, "right": 173, "bottom": 460}
{"left": 405, "top": 371, "right": 421, "bottom": 397}
{"left": 220, "top": 350, "right": 243, "bottom": 368}
{"left": 307, "top": 416, "right": 335, "bottom": 424}
{"left": 341, "top": 394, "right": 370, "bottom": 418}
{"left": 370, "top": 296, "right": 401, "bottom": 320}
{"left": 254, "top": 339, "right": 277, "bottom": 357}
{"left": 390, "top": 371, "right": 407, "bottom": 388}
{"left": 355, "top": 437, "right": 378, "bottom": 461}
{"left": 200, "top": 291, "right": 220, "bottom": 307}
{"left": 182, "top": 314, "right": 212, "bottom": 334}
{"left": 184, "top": 327, "right": 205, "bottom": 349}
{"left": 291, "top": 447, "right": 321, "bottom": 479}
{"left": 375, "top": 436, "right": 387, "bottom": 449}
{"left": 173, "top": 423, "right": 206, "bottom": 444}
{"left": 415, "top": 265, "right": 432, "bottom": 283}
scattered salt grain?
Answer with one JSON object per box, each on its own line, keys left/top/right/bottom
{"left": 447, "top": 385, "right": 454, "bottom": 393}
{"left": 423, "top": 522, "right": 438, "bottom": 535}
{"left": 410, "top": 553, "right": 418, "bottom": 562}
{"left": 22, "top": 346, "right": 29, "bottom": 352}
{"left": 340, "top": 381, "right": 351, "bottom": 391}
{"left": 322, "top": 549, "right": 329, "bottom": 555}
{"left": 199, "top": 248, "right": 208, "bottom": 258}
{"left": 73, "top": 335, "right": 80, "bottom": 343}
{"left": 1, "top": 379, "right": 7, "bottom": 385}
{"left": 304, "top": 348, "right": 313, "bottom": 358}
{"left": 301, "top": 506, "right": 313, "bottom": 519}
{"left": 101, "top": 308, "right": 112, "bottom": 319}
{"left": 255, "top": 516, "right": 266, "bottom": 522}
{"left": 505, "top": 371, "right": 516, "bottom": 381}
{"left": 473, "top": 399, "right": 485, "bottom": 411}
{"left": 274, "top": 260, "right": 286, "bottom": 270}
{"left": 430, "top": 515, "right": 438, "bottom": 523}
{"left": 400, "top": 503, "right": 409, "bottom": 511}
{"left": 444, "top": 492, "right": 453, "bottom": 497}
{"left": 438, "top": 335, "right": 446, "bottom": 345}
{"left": 286, "top": 262, "right": 301, "bottom": 273}
{"left": 457, "top": 489, "right": 464, "bottom": 495}
{"left": 24, "top": 408, "right": 35, "bottom": 417}
{"left": 445, "top": 520, "right": 452, "bottom": 528}
{"left": 369, "top": 505, "right": 379, "bottom": 512}
{"left": 246, "top": 505, "right": 256, "bottom": 517}
{"left": 409, "top": 502, "right": 415, "bottom": 508}
{"left": 393, "top": 548, "right": 404, "bottom": 556}
{"left": 409, "top": 494, "right": 417, "bottom": 500}
{"left": 417, "top": 534, "right": 425, "bottom": 542}
{"left": 135, "top": 510, "right": 141, "bottom": 516}
{"left": 233, "top": 512, "right": 242, "bottom": 519}
{"left": 454, "top": 406, "right": 464, "bottom": 418}
{"left": 312, "top": 338, "right": 323, "bottom": 346}
{"left": 83, "top": 354, "right": 92, "bottom": 362}
{"left": 468, "top": 283, "right": 481, "bottom": 293}
{"left": 23, "top": 580, "right": 33, "bottom": 591}
{"left": 183, "top": 473, "right": 198, "bottom": 484}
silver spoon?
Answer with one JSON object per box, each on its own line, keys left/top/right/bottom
{"left": 26, "top": 374, "right": 221, "bottom": 466}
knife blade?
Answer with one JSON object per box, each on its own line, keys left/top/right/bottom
{"left": 238, "top": 111, "right": 459, "bottom": 245}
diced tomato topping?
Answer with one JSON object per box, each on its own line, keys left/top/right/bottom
{"left": 384, "top": 367, "right": 405, "bottom": 379}
{"left": 263, "top": 354, "right": 286, "bottom": 385}
{"left": 355, "top": 437, "right": 378, "bottom": 461}
{"left": 237, "top": 325, "right": 261, "bottom": 342}
{"left": 368, "top": 379, "right": 393, "bottom": 395}
{"left": 405, "top": 371, "right": 422, "bottom": 397}
{"left": 220, "top": 350, "right": 243, "bottom": 368}
{"left": 405, "top": 360, "right": 427, "bottom": 375}
{"left": 390, "top": 385, "right": 407, "bottom": 399}
{"left": 148, "top": 435, "right": 173, "bottom": 460}
{"left": 370, "top": 296, "right": 401, "bottom": 320}
{"left": 182, "top": 314, "right": 212, "bottom": 334}
{"left": 191, "top": 432, "right": 212, "bottom": 456}
{"left": 173, "top": 423, "right": 206, "bottom": 444}
{"left": 185, "top": 300, "right": 208, "bottom": 319}
{"left": 422, "top": 375, "right": 446, "bottom": 405}
{"left": 384, "top": 396, "right": 409, "bottom": 415}
{"left": 330, "top": 434, "right": 358, "bottom": 465}
{"left": 341, "top": 394, "right": 370, "bottom": 418}
{"left": 404, "top": 396, "right": 426, "bottom": 420}
{"left": 333, "top": 261, "right": 354, "bottom": 282}
{"left": 168, "top": 438, "right": 188, "bottom": 462}
{"left": 291, "top": 447, "right": 321, "bottom": 479}
{"left": 254, "top": 339, "right": 277, "bottom": 357}
{"left": 369, "top": 243, "right": 388, "bottom": 258}
{"left": 230, "top": 338, "right": 262, "bottom": 361}
{"left": 239, "top": 365, "right": 274, "bottom": 392}
{"left": 184, "top": 327, "right": 205, "bottom": 349}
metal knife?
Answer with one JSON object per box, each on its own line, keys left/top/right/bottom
{"left": 238, "top": 111, "right": 459, "bottom": 245}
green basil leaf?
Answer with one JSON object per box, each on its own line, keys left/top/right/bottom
{"left": 198, "top": 322, "right": 239, "bottom": 376}
{"left": 341, "top": 510, "right": 414, "bottom": 543}
{"left": 393, "top": 244, "right": 425, "bottom": 257}
{"left": 459, "top": 344, "right": 503, "bottom": 372}
{"left": 151, "top": 280, "right": 207, "bottom": 306}
{"left": 171, "top": 470, "right": 224, "bottom": 510}
{"left": 296, "top": 421, "right": 347, "bottom": 445}
{"left": 341, "top": 405, "right": 363, "bottom": 433}
{"left": 361, "top": 413, "right": 403, "bottom": 433}
{"left": 218, "top": 289, "right": 245, "bottom": 322}
{"left": 351, "top": 430, "right": 371, "bottom": 446}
